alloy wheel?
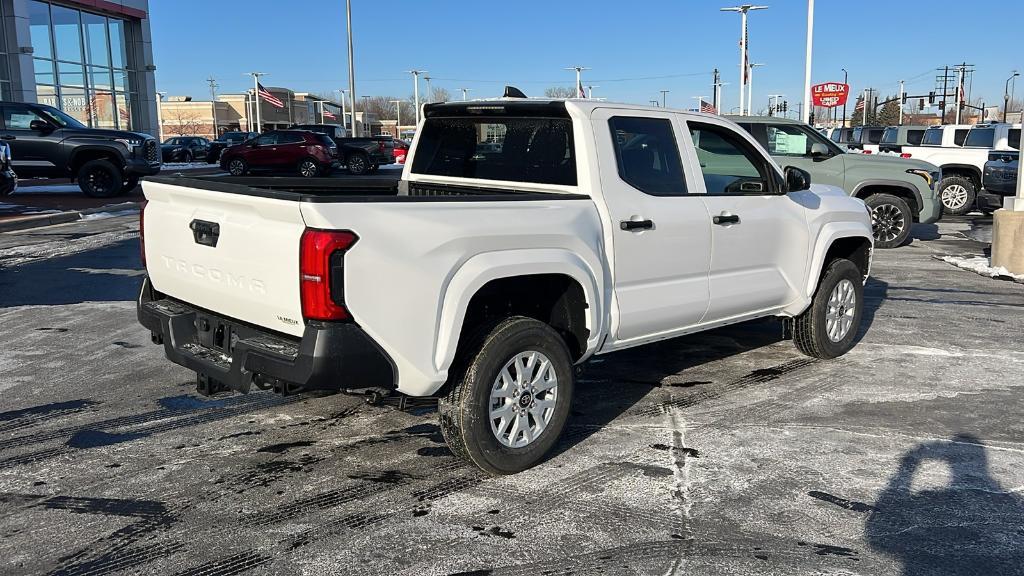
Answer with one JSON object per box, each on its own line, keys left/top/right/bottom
{"left": 941, "top": 184, "right": 969, "bottom": 211}
{"left": 299, "top": 160, "right": 318, "bottom": 177}
{"left": 870, "top": 203, "right": 905, "bottom": 244}
{"left": 826, "top": 279, "right": 857, "bottom": 342}
{"left": 489, "top": 351, "right": 559, "bottom": 448}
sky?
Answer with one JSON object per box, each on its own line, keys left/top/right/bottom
{"left": 150, "top": 0, "right": 1022, "bottom": 116}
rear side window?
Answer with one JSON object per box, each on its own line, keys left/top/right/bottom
{"left": 255, "top": 133, "right": 279, "bottom": 146}
{"left": 314, "top": 133, "right": 334, "bottom": 147}
{"left": 881, "top": 128, "right": 899, "bottom": 144}
{"left": 1010, "top": 129, "right": 1020, "bottom": 150}
{"left": 278, "top": 132, "right": 304, "bottom": 144}
{"left": 965, "top": 128, "right": 995, "bottom": 148}
{"left": 411, "top": 116, "right": 576, "bottom": 185}
{"left": 954, "top": 129, "right": 969, "bottom": 146}
{"left": 907, "top": 130, "right": 925, "bottom": 145}
{"left": 922, "top": 127, "right": 943, "bottom": 146}
{"left": 867, "top": 129, "right": 884, "bottom": 144}
{"left": 608, "top": 116, "right": 686, "bottom": 196}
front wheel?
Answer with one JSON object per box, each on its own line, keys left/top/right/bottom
{"left": 866, "top": 193, "right": 912, "bottom": 249}
{"left": 792, "top": 259, "right": 864, "bottom": 360}
{"left": 297, "top": 158, "right": 320, "bottom": 178}
{"left": 438, "top": 317, "right": 574, "bottom": 475}
{"left": 938, "top": 176, "right": 976, "bottom": 216}
{"left": 77, "top": 159, "right": 123, "bottom": 198}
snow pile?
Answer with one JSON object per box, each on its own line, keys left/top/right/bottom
{"left": 940, "top": 255, "right": 1024, "bottom": 283}
{"left": 161, "top": 162, "right": 213, "bottom": 170}
{"left": 80, "top": 209, "right": 139, "bottom": 221}
{"left": 17, "top": 184, "right": 83, "bottom": 194}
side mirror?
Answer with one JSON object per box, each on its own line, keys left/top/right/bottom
{"left": 784, "top": 166, "right": 811, "bottom": 192}
{"left": 29, "top": 119, "right": 53, "bottom": 133}
{"left": 810, "top": 142, "right": 829, "bottom": 158}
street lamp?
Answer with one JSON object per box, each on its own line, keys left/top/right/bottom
{"left": 587, "top": 85, "right": 599, "bottom": 99}
{"left": 407, "top": 70, "right": 427, "bottom": 127}
{"left": 721, "top": 4, "right": 768, "bottom": 115}
{"left": 565, "top": 66, "right": 591, "bottom": 98}
{"left": 660, "top": 89, "right": 670, "bottom": 108}
{"left": 1005, "top": 71, "right": 1020, "bottom": 122}
{"left": 155, "top": 91, "right": 166, "bottom": 141}
{"left": 800, "top": 0, "right": 815, "bottom": 123}
{"left": 747, "top": 63, "right": 765, "bottom": 114}
{"left": 841, "top": 68, "right": 848, "bottom": 127}
{"left": 459, "top": 87, "right": 471, "bottom": 101}
{"left": 390, "top": 99, "right": 402, "bottom": 139}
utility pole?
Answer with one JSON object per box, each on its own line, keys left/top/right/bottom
{"left": 587, "top": 85, "right": 599, "bottom": 99}
{"left": 246, "top": 72, "right": 266, "bottom": 133}
{"left": 206, "top": 76, "right": 219, "bottom": 138}
{"left": 407, "top": 70, "right": 426, "bottom": 127}
{"left": 390, "top": 99, "right": 402, "bottom": 138}
{"left": 650, "top": 100, "right": 660, "bottom": 107}
{"left": 721, "top": 4, "right": 768, "bottom": 115}
{"left": 345, "top": 0, "right": 357, "bottom": 136}
{"left": 747, "top": 63, "right": 765, "bottom": 114}
{"left": 955, "top": 66, "right": 964, "bottom": 125}
{"left": 460, "top": 87, "right": 471, "bottom": 101}
{"left": 801, "top": 0, "right": 814, "bottom": 123}
{"left": 1005, "top": 71, "right": 1020, "bottom": 123}
{"left": 898, "top": 80, "right": 904, "bottom": 126}
{"left": 841, "top": 68, "right": 848, "bottom": 128}
{"left": 862, "top": 88, "right": 868, "bottom": 125}
{"left": 424, "top": 75, "right": 433, "bottom": 103}
{"left": 712, "top": 68, "right": 721, "bottom": 112}
{"left": 564, "top": 66, "right": 591, "bottom": 98}
{"left": 941, "top": 65, "right": 949, "bottom": 125}
{"left": 339, "top": 89, "right": 348, "bottom": 135}
{"left": 660, "top": 89, "right": 670, "bottom": 108}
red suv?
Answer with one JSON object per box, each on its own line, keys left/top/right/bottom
{"left": 220, "top": 130, "right": 339, "bottom": 177}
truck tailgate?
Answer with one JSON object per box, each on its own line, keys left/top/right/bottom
{"left": 142, "top": 179, "right": 306, "bottom": 337}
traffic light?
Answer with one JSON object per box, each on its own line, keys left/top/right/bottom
{"left": 928, "top": 91, "right": 935, "bottom": 105}
{"left": 919, "top": 98, "right": 925, "bottom": 111}
{"left": 902, "top": 93, "right": 908, "bottom": 104}
{"left": 809, "top": 111, "right": 815, "bottom": 125}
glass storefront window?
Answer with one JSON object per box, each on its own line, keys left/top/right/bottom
{"left": 59, "top": 88, "right": 89, "bottom": 125}
{"left": 51, "top": 5, "right": 84, "bottom": 64}
{"left": 58, "top": 61, "right": 85, "bottom": 88}
{"left": 36, "top": 85, "right": 58, "bottom": 108}
{"left": 82, "top": 12, "right": 110, "bottom": 67}
{"left": 116, "top": 92, "right": 132, "bottom": 128}
{"left": 29, "top": 1, "right": 53, "bottom": 60}
{"left": 89, "top": 91, "right": 116, "bottom": 129}
{"left": 88, "top": 67, "right": 112, "bottom": 91}
{"left": 108, "top": 19, "right": 128, "bottom": 69}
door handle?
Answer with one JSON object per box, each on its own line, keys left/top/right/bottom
{"left": 0, "top": 135, "right": 15, "bottom": 141}
{"left": 620, "top": 219, "right": 654, "bottom": 231}
{"left": 713, "top": 214, "right": 740, "bottom": 225}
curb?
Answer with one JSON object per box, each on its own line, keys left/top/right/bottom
{"left": 0, "top": 201, "right": 142, "bottom": 233}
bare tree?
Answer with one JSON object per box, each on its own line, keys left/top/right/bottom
{"left": 166, "top": 109, "right": 203, "bottom": 136}
{"left": 544, "top": 86, "right": 577, "bottom": 99}
{"left": 429, "top": 87, "right": 451, "bottom": 103}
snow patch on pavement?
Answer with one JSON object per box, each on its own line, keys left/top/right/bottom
{"left": 81, "top": 209, "right": 139, "bottom": 221}
{"left": 940, "top": 255, "right": 1024, "bottom": 283}
{"left": 161, "top": 161, "right": 215, "bottom": 170}
{"left": 15, "top": 184, "right": 82, "bottom": 194}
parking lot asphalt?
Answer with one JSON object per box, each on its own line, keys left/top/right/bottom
{"left": 0, "top": 212, "right": 1022, "bottom": 575}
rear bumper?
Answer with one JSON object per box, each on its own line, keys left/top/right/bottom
{"left": 137, "top": 277, "right": 396, "bottom": 394}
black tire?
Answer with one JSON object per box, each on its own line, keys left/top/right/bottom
{"left": 206, "top": 149, "right": 220, "bottom": 164}
{"left": 937, "top": 176, "right": 976, "bottom": 216}
{"left": 226, "top": 157, "right": 248, "bottom": 176}
{"left": 120, "top": 176, "right": 140, "bottom": 196}
{"left": 297, "top": 157, "right": 320, "bottom": 178}
{"left": 368, "top": 164, "right": 379, "bottom": 174}
{"left": 346, "top": 153, "right": 369, "bottom": 175}
{"left": 793, "top": 259, "right": 864, "bottom": 360}
{"left": 865, "top": 193, "right": 913, "bottom": 249}
{"left": 438, "top": 316, "right": 574, "bottom": 475}
{"left": 77, "top": 159, "right": 123, "bottom": 198}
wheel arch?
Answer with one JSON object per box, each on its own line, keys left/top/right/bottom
{"left": 940, "top": 164, "right": 982, "bottom": 186}
{"left": 804, "top": 225, "right": 873, "bottom": 299}
{"left": 434, "top": 249, "right": 602, "bottom": 377}
{"left": 852, "top": 179, "right": 922, "bottom": 217}
{"left": 69, "top": 146, "right": 124, "bottom": 175}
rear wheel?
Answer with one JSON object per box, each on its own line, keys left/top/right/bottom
{"left": 227, "top": 157, "right": 248, "bottom": 176}
{"left": 346, "top": 153, "right": 369, "bottom": 175}
{"left": 792, "top": 259, "right": 864, "bottom": 359}
{"left": 438, "top": 317, "right": 574, "bottom": 475}
{"left": 120, "top": 176, "right": 140, "bottom": 196}
{"left": 865, "top": 193, "right": 913, "bottom": 249}
{"left": 297, "top": 158, "right": 320, "bottom": 178}
{"left": 182, "top": 151, "right": 193, "bottom": 164}
{"left": 77, "top": 159, "right": 123, "bottom": 198}
{"left": 938, "top": 176, "right": 976, "bottom": 216}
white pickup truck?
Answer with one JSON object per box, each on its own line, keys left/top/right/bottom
{"left": 901, "top": 123, "right": 1021, "bottom": 214}
{"left": 138, "top": 98, "right": 873, "bottom": 474}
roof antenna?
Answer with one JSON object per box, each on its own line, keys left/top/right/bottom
{"left": 503, "top": 85, "right": 527, "bottom": 99}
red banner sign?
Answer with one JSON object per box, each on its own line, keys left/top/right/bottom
{"left": 812, "top": 82, "right": 849, "bottom": 108}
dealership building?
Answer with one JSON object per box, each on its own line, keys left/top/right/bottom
{"left": 0, "top": 0, "right": 158, "bottom": 135}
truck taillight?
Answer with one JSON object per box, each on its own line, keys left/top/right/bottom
{"left": 900, "top": 153, "right": 912, "bottom": 158}
{"left": 139, "top": 202, "right": 146, "bottom": 267}
{"left": 299, "top": 229, "right": 358, "bottom": 321}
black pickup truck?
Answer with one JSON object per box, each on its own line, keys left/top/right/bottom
{"left": 0, "top": 101, "right": 160, "bottom": 197}
{"left": 289, "top": 124, "right": 394, "bottom": 175}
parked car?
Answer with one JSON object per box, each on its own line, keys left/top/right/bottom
{"left": 290, "top": 124, "right": 394, "bottom": 175}
{"left": 731, "top": 115, "right": 942, "bottom": 248}
{"left": 878, "top": 126, "right": 928, "bottom": 156}
{"left": 0, "top": 140, "right": 15, "bottom": 196}
{"left": 900, "top": 123, "right": 1021, "bottom": 215}
{"left": 161, "top": 136, "right": 209, "bottom": 163}
{"left": 979, "top": 150, "right": 1019, "bottom": 213}
{"left": 846, "top": 126, "right": 885, "bottom": 154}
{"left": 206, "top": 131, "right": 258, "bottom": 164}
{"left": 828, "top": 127, "right": 855, "bottom": 146}
{"left": 218, "top": 130, "right": 339, "bottom": 177}
{"left": 139, "top": 98, "right": 873, "bottom": 474}
{"left": 0, "top": 100, "right": 160, "bottom": 197}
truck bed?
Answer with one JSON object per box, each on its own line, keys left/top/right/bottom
{"left": 144, "top": 175, "right": 588, "bottom": 203}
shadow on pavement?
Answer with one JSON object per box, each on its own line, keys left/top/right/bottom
{"left": 866, "top": 434, "right": 1024, "bottom": 575}
{"left": 0, "top": 238, "right": 142, "bottom": 307}
{"left": 910, "top": 223, "right": 940, "bottom": 242}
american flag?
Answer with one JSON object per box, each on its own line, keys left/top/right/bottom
{"left": 741, "top": 28, "right": 749, "bottom": 84}
{"left": 258, "top": 83, "right": 285, "bottom": 108}
{"left": 577, "top": 80, "right": 586, "bottom": 98}
{"left": 853, "top": 96, "right": 865, "bottom": 113}
{"left": 323, "top": 109, "right": 336, "bottom": 120}
{"left": 699, "top": 99, "right": 716, "bottom": 114}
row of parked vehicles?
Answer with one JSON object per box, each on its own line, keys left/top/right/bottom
{"left": 828, "top": 122, "right": 1021, "bottom": 215}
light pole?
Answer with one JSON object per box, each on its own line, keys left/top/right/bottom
{"left": 1005, "top": 71, "right": 1019, "bottom": 122}
{"left": 424, "top": 75, "right": 432, "bottom": 103}
{"left": 460, "top": 87, "right": 471, "bottom": 101}
{"left": 587, "top": 85, "right": 599, "bottom": 99}
{"left": 390, "top": 99, "right": 402, "bottom": 138}
{"left": 345, "top": 0, "right": 357, "bottom": 138}
{"left": 246, "top": 72, "right": 266, "bottom": 133}
{"left": 206, "top": 77, "right": 219, "bottom": 138}
{"left": 800, "top": 0, "right": 814, "bottom": 123}
{"left": 565, "top": 65, "right": 591, "bottom": 98}
{"left": 841, "top": 68, "right": 848, "bottom": 127}
{"left": 721, "top": 4, "right": 768, "bottom": 115}
{"left": 361, "top": 95, "right": 371, "bottom": 135}
{"left": 898, "top": 80, "right": 905, "bottom": 126}
{"left": 339, "top": 89, "right": 348, "bottom": 135}
{"left": 155, "top": 91, "right": 166, "bottom": 141}
{"left": 407, "top": 70, "right": 426, "bottom": 126}
{"left": 660, "top": 89, "right": 670, "bottom": 108}
{"left": 747, "top": 63, "right": 765, "bottom": 115}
